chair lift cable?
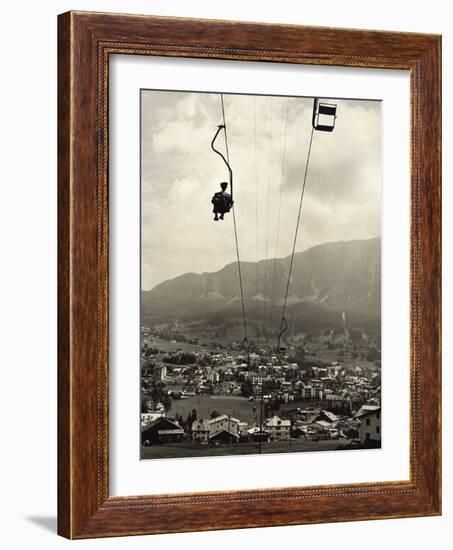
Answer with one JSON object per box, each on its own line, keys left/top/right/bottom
{"left": 277, "top": 125, "right": 315, "bottom": 352}
{"left": 220, "top": 94, "right": 249, "bottom": 343}
{"left": 262, "top": 97, "right": 274, "bottom": 339}
{"left": 254, "top": 97, "right": 261, "bottom": 342}
{"left": 269, "top": 98, "right": 290, "bottom": 335}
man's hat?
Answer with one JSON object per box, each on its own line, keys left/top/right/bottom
{"left": 220, "top": 181, "right": 228, "bottom": 189}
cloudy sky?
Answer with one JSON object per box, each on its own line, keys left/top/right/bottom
{"left": 141, "top": 90, "right": 381, "bottom": 291}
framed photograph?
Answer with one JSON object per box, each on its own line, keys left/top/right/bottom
{"left": 58, "top": 11, "right": 441, "bottom": 538}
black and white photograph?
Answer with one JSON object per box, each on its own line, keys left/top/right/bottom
{"left": 140, "top": 89, "right": 382, "bottom": 460}
{"left": 1, "top": 1, "right": 446, "bottom": 545}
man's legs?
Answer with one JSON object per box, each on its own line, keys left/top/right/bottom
{"left": 212, "top": 202, "right": 219, "bottom": 221}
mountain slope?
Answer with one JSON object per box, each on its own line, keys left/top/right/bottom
{"left": 142, "top": 237, "right": 381, "bottom": 323}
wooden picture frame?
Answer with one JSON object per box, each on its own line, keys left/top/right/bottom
{"left": 58, "top": 10, "right": 441, "bottom": 539}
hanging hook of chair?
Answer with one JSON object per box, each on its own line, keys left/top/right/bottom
{"left": 211, "top": 124, "right": 233, "bottom": 199}
{"left": 211, "top": 122, "right": 234, "bottom": 223}
{"left": 241, "top": 336, "right": 253, "bottom": 368}
{"left": 276, "top": 317, "right": 288, "bottom": 354}
{"left": 241, "top": 335, "right": 248, "bottom": 352}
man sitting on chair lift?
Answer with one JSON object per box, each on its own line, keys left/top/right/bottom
{"left": 211, "top": 124, "right": 234, "bottom": 221}
{"left": 212, "top": 181, "right": 233, "bottom": 221}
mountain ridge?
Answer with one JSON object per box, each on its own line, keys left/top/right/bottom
{"left": 142, "top": 237, "right": 381, "bottom": 323}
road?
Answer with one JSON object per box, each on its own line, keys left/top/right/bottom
{"left": 141, "top": 438, "right": 354, "bottom": 460}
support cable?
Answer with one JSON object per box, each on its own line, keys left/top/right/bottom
{"left": 254, "top": 97, "right": 261, "bottom": 343}
{"left": 269, "top": 98, "right": 290, "bottom": 335}
{"left": 220, "top": 94, "right": 249, "bottom": 344}
{"left": 262, "top": 98, "right": 274, "bottom": 341}
{"left": 277, "top": 126, "right": 315, "bottom": 352}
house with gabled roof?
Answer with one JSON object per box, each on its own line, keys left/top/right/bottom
{"left": 191, "top": 414, "right": 241, "bottom": 445}
{"left": 247, "top": 426, "right": 270, "bottom": 443}
{"left": 357, "top": 405, "right": 381, "bottom": 445}
{"left": 265, "top": 415, "right": 291, "bottom": 441}
{"left": 141, "top": 416, "right": 184, "bottom": 445}
{"left": 315, "top": 410, "right": 339, "bottom": 424}
{"left": 207, "top": 414, "right": 240, "bottom": 438}
{"left": 209, "top": 428, "right": 240, "bottom": 444}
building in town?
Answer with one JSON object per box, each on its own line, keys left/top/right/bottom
{"left": 153, "top": 364, "right": 167, "bottom": 381}
{"left": 141, "top": 411, "right": 164, "bottom": 427}
{"left": 315, "top": 410, "right": 339, "bottom": 424}
{"left": 206, "top": 369, "right": 220, "bottom": 383}
{"left": 192, "top": 415, "right": 241, "bottom": 444}
{"left": 191, "top": 419, "right": 210, "bottom": 443}
{"left": 357, "top": 405, "right": 381, "bottom": 445}
{"left": 141, "top": 416, "right": 184, "bottom": 445}
{"left": 247, "top": 426, "right": 270, "bottom": 443}
{"left": 265, "top": 415, "right": 291, "bottom": 441}
{"left": 207, "top": 414, "right": 240, "bottom": 438}
{"left": 209, "top": 428, "right": 240, "bottom": 444}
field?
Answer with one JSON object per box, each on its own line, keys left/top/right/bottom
{"left": 168, "top": 394, "right": 330, "bottom": 425}
{"left": 169, "top": 394, "right": 259, "bottom": 424}
{"left": 141, "top": 438, "right": 354, "bottom": 460}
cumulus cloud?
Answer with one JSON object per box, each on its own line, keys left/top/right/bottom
{"left": 141, "top": 90, "right": 381, "bottom": 290}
